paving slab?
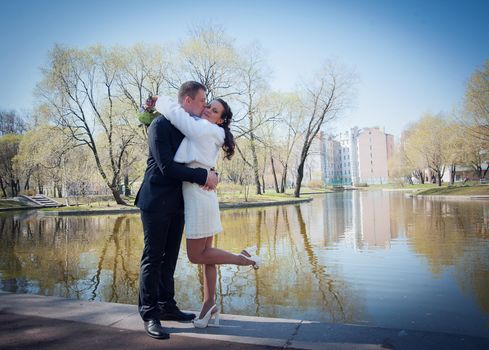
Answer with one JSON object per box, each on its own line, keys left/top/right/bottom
{"left": 0, "top": 311, "right": 280, "bottom": 350}
{"left": 0, "top": 292, "right": 136, "bottom": 327}
{"left": 1, "top": 291, "right": 489, "bottom": 350}
{"left": 292, "top": 320, "right": 489, "bottom": 350}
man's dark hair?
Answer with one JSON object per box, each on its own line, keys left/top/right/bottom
{"left": 178, "top": 81, "right": 206, "bottom": 103}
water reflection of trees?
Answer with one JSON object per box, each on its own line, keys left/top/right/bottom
{"left": 405, "top": 198, "right": 489, "bottom": 315}
{"left": 0, "top": 213, "right": 141, "bottom": 304}
{"left": 4, "top": 195, "right": 486, "bottom": 323}
{"left": 0, "top": 204, "right": 362, "bottom": 322}
{"left": 201, "top": 204, "right": 362, "bottom": 323}
{"left": 294, "top": 205, "right": 358, "bottom": 322}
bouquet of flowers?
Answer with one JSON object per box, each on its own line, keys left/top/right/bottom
{"left": 137, "top": 95, "right": 161, "bottom": 127}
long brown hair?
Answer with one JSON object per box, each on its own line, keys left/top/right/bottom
{"left": 215, "top": 98, "right": 235, "bottom": 160}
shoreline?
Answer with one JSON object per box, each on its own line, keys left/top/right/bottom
{"left": 0, "top": 197, "right": 313, "bottom": 215}
{"left": 2, "top": 186, "right": 489, "bottom": 214}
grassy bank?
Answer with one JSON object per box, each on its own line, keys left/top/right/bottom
{"left": 414, "top": 184, "right": 489, "bottom": 196}
{"left": 1, "top": 189, "right": 327, "bottom": 212}
{"left": 217, "top": 186, "right": 330, "bottom": 204}
{"left": 362, "top": 183, "right": 441, "bottom": 191}
{"left": 360, "top": 182, "right": 489, "bottom": 196}
{"left": 0, "top": 199, "right": 32, "bottom": 209}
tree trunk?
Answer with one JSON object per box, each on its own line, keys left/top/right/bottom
{"left": 110, "top": 186, "right": 126, "bottom": 205}
{"left": 10, "top": 179, "right": 18, "bottom": 197}
{"left": 294, "top": 161, "right": 305, "bottom": 198}
{"left": 0, "top": 178, "right": 7, "bottom": 197}
{"left": 270, "top": 156, "right": 279, "bottom": 193}
{"left": 250, "top": 138, "right": 261, "bottom": 195}
{"left": 414, "top": 169, "right": 425, "bottom": 184}
{"left": 124, "top": 174, "right": 131, "bottom": 196}
{"left": 91, "top": 145, "right": 127, "bottom": 205}
{"left": 24, "top": 172, "right": 31, "bottom": 191}
{"left": 450, "top": 164, "right": 456, "bottom": 185}
{"left": 280, "top": 163, "right": 288, "bottom": 193}
{"left": 474, "top": 165, "right": 482, "bottom": 179}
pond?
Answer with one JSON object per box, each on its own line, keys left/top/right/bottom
{"left": 0, "top": 191, "right": 488, "bottom": 337}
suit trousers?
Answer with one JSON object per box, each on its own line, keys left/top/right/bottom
{"left": 138, "top": 209, "right": 185, "bottom": 321}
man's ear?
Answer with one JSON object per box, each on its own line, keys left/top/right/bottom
{"left": 183, "top": 96, "right": 191, "bottom": 105}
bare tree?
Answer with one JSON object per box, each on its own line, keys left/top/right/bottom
{"left": 233, "top": 43, "right": 277, "bottom": 194}
{"left": 294, "top": 62, "right": 354, "bottom": 197}
{"left": 276, "top": 93, "right": 303, "bottom": 193}
{"left": 172, "top": 23, "right": 241, "bottom": 100}
{"left": 36, "top": 45, "right": 136, "bottom": 204}
{"left": 0, "top": 110, "right": 27, "bottom": 135}
{"left": 114, "top": 44, "right": 171, "bottom": 139}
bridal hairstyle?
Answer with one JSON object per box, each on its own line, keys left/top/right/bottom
{"left": 178, "top": 81, "right": 207, "bottom": 103}
{"left": 215, "top": 98, "right": 235, "bottom": 160}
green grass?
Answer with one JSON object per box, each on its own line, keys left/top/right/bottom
{"left": 415, "top": 184, "right": 489, "bottom": 196}
{"left": 39, "top": 188, "right": 326, "bottom": 211}
{"left": 366, "top": 183, "right": 440, "bottom": 190}
{"left": 357, "top": 182, "right": 489, "bottom": 196}
{"left": 41, "top": 198, "right": 136, "bottom": 211}
{"left": 216, "top": 186, "right": 331, "bottom": 203}
{"left": 6, "top": 184, "right": 486, "bottom": 213}
{"left": 3, "top": 188, "right": 314, "bottom": 213}
{"left": 0, "top": 199, "right": 30, "bottom": 209}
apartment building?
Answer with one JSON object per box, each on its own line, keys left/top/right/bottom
{"left": 321, "top": 127, "right": 394, "bottom": 185}
{"left": 356, "top": 127, "right": 394, "bottom": 184}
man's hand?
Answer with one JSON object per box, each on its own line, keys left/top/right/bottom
{"left": 202, "top": 170, "right": 218, "bottom": 191}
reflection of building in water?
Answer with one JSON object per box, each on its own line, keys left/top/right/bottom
{"left": 343, "top": 190, "right": 361, "bottom": 249}
{"left": 334, "top": 191, "right": 392, "bottom": 249}
{"left": 358, "top": 191, "right": 392, "bottom": 248}
{"left": 318, "top": 192, "right": 356, "bottom": 245}
{"left": 316, "top": 191, "right": 393, "bottom": 249}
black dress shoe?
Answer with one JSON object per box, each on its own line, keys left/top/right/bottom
{"left": 144, "top": 319, "right": 170, "bottom": 339}
{"left": 160, "top": 305, "right": 196, "bottom": 321}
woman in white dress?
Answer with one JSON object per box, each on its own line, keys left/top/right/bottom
{"left": 154, "top": 95, "right": 260, "bottom": 328}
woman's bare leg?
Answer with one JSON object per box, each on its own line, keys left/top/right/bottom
{"left": 186, "top": 236, "right": 254, "bottom": 266}
{"left": 200, "top": 237, "right": 217, "bottom": 318}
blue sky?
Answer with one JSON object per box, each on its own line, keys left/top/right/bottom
{"left": 0, "top": 0, "right": 488, "bottom": 137}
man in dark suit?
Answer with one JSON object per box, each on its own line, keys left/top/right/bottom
{"left": 135, "top": 81, "right": 218, "bottom": 339}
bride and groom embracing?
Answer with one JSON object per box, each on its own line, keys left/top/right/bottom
{"left": 135, "top": 81, "right": 261, "bottom": 339}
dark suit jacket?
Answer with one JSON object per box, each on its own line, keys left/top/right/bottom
{"left": 135, "top": 116, "right": 207, "bottom": 213}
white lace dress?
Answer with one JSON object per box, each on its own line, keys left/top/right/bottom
{"left": 155, "top": 97, "right": 224, "bottom": 239}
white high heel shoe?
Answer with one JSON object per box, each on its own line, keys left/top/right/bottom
{"left": 239, "top": 247, "right": 261, "bottom": 270}
{"left": 193, "top": 305, "right": 220, "bottom": 328}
